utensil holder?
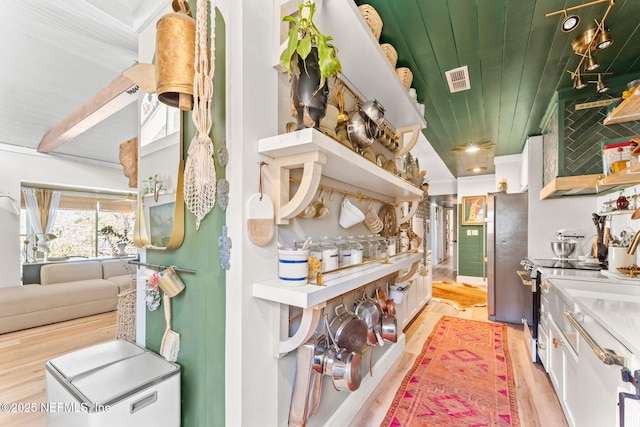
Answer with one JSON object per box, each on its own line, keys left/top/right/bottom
{"left": 156, "top": 266, "right": 186, "bottom": 297}
{"left": 278, "top": 249, "right": 310, "bottom": 286}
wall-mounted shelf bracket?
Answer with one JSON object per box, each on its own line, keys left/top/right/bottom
{"left": 394, "top": 124, "right": 422, "bottom": 157}
{"left": 273, "top": 150, "right": 326, "bottom": 224}
{"left": 276, "top": 302, "right": 325, "bottom": 358}
{"left": 396, "top": 196, "right": 421, "bottom": 224}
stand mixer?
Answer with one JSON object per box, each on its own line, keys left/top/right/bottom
{"left": 552, "top": 229, "right": 586, "bottom": 259}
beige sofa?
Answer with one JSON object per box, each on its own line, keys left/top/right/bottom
{"left": 0, "top": 259, "right": 134, "bottom": 334}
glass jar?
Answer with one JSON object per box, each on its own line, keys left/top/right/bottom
{"left": 347, "top": 235, "right": 363, "bottom": 265}
{"left": 358, "top": 235, "right": 374, "bottom": 260}
{"left": 399, "top": 229, "right": 410, "bottom": 253}
{"left": 335, "top": 236, "right": 350, "bottom": 267}
{"left": 368, "top": 234, "right": 387, "bottom": 259}
{"left": 386, "top": 236, "right": 397, "bottom": 256}
{"left": 318, "top": 236, "right": 339, "bottom": 272}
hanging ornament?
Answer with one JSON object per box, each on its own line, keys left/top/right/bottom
{"left": 183, "top": 0, "right": 217, "bottom": 230}
{"left": 217, "top": 179, "right": 229, "bottom": 211}
{"left": 219, "top": 225, "right": 231, "bottom": 270}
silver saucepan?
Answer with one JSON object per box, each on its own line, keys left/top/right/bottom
{"left": 329, "top": 304, "right": 368, "bottom": 353}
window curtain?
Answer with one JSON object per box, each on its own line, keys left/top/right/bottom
{"left": 22, "top": 188, "right": 61, "bottom": 254}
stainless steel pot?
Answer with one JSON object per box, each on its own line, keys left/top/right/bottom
{"left": 324, "top": 346, "right": 362, "bottom": 391}
{"left": 354, "top": 292, "right": 384, "bottom": 346}
{"left": 380, "top": 313, "right": 398, "bottom": 343}
{"left": 347, "top": 112, "right": 375, "bottom": 149}
{"left": 329, "top": 304, "right": 368, "bottom": 353}
{"left": 359, "top": 99, "right": 385, "bottom": 125}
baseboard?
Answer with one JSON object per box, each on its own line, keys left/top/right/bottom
{"left": 323, "top": 334, "right": 406, "bottom": 427}
{"left": 456, "top": 275, "right": 487, "bottom": 287}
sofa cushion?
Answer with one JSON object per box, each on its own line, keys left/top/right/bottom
{"left": 0, "top": 281, "right": 118, "bottom": 317}
{"left": 102, "top": 259, "right": 133, "bottom": 280}
{"left": 40, "top": 261, "right": 103, "bottom": 285}
{"left": 107, "top": 275, "right": 134, "bottom": 293}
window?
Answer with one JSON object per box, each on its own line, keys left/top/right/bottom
{"left": 21, "top": 186, "right": 135, "bottom": 262}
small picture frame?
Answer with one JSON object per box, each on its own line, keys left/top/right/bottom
{"left": 461, "top": 196, "right": 486, "bottom": 225}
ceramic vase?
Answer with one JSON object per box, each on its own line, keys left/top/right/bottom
{"left": 290, "top": 47, "right": 328, "bottom": 130}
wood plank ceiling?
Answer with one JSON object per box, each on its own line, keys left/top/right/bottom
{"left": 355, "top": 0, "right": 640, "bottom": 177}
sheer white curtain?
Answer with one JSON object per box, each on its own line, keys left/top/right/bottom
{"left": 21, "top": 188, "right": 61, "bottom": 257}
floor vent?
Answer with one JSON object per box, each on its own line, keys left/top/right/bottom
{"left": 445, "top": 66, "right": 471, "bottom": 93}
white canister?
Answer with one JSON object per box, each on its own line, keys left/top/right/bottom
{"left": 278, "top": 249, "right": 309, "bottom": 286}
{"left": 608, "top": 246, "right": 636, "bottom": 272}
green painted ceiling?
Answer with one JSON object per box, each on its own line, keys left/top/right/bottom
{"left": 355, "top": 0, "right": 640, "bottom": 177}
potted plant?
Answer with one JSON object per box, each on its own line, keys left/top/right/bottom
{"left": 100, "top": 225, "right": 132, "bottom": 257}
{"left": 280, "top": 1, "right": 342, "bottom": 130}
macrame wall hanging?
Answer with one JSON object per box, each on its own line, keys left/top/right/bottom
{"left": 183, "top": 0, "right": 217, "bottom": 230}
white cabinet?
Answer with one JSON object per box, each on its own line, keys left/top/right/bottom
{"left": 393, "top": 255, "right": 431, "bottom": 330}
{"left": 547, "top": 321, "right": 578, "bottom": 427}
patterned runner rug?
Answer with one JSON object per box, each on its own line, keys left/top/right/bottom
{"left": 382, "top": 316, "right": 520, "bottom": 426}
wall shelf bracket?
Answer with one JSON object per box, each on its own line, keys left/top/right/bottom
{"left": 273, "top": 150, "right": 326, "bottom": 224}
{"left": 396, "top": 196, "right": 421, "bottom": 224}
{"left": 276, "top": 302, "right": 326, "bottom": 358}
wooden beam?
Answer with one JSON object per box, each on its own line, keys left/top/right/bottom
{"left": 37, "top": 73, "right": 138, "bottom": 154}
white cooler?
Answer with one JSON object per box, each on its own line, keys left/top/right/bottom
{"left": 45, "top": 339, "right": 180, "bottom": 427}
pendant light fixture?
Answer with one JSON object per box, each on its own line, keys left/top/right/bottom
{"left": 594, "top": 74, "right": 611, "bottom": 93}
{"left": 545, "top": 0, "right": 612, "bottom": 32}
{"left": 595, "top": 27, "right": 613, "bottom": 49}
{"left": 547, "top": 0, "right": 616, "bottom": 94}
{"left": 561, "top": 11, "right": 580, "bottom": 32}
{"left": 584, "top": 51, "right": 600, "bottom": 71}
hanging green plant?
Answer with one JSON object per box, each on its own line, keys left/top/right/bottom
{"left": 280, "top": 1, "right": 342, "bottom": 89}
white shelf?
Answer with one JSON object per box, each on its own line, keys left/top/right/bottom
{"left": 597, "top": 209, "right": 636, "bottom": 216}
{"left": 317, "top": 0, "right": 425, "bottom": 129}
{"left": 253, "top": 251, "right": 422, "bottom": 308}
{"left": 258, "top": 128, "right": 423, "bottom": 200}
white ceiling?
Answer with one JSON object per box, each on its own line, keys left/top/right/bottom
{"left": 1, "top": 1, "right": 456, "bottom": 187}
{"left": 0, "top": 0, "right": 165, "bottom": 166}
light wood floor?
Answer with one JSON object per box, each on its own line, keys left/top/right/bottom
{"left": 0, "top": 312, "right": 116, "bottom": 427}
{"left": 350, "top": 257, "right": 568, "bottom": 427}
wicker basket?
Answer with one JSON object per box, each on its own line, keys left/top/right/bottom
{"left": 116, "top": 286, "right": 136, "bottom": 342}
{"left": 396, "top": 67, "right": 413, "bottom": 90}
{"left": 381, "top": 43, "right": 397, "bottom": 68}
{"left": 358, "top": 4, "right": 383, "bottom": 41}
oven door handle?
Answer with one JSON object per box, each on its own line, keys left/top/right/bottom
{"left": 563, "top": 309, "right": 625, "bottom": 366}
{"left": 516, "top": 270, "right": 532, "bottom": 286}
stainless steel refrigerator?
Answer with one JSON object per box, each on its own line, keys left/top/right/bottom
{"left": 486, "top": 192, "right": 532, "bottom": 324}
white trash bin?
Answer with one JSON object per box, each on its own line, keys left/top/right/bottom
{"left": 45, "top": 339, "right": 180, "bottom": 427}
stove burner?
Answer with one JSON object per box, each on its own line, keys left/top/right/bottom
{"left": 527, "top": 257, "right": 603, "bottom": 271}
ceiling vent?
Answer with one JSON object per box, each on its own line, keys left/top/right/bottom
{"left": 445, "top": 66, "right": 471, "bottom": 93}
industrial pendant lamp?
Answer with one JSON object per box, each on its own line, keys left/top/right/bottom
{"left": 595, "top": 27, "right": 613, "bottom": 49}
{"left": 561, "top": 11, "right": 580, "bottom": 32}
{"left": 594, "top": 74, "right": 610, "bottom": 93}
{"left": 584, "top": 51, "right": 600, "bottom": 71}
{"left": 574, "top": 74, "right": 588, "bottom": 89}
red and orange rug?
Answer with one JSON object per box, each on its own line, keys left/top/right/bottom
{"left": 382, "top": 316, "right": 520, "bottom": 426}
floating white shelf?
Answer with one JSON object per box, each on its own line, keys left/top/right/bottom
{"left": 258, "top": 128, "right": 423, "bottom": 201}
{"left": 253, "top": 251, "right": 422, "bottom": 308}
{"left": 312, "top": 0, "right": 426, "bottom": 130}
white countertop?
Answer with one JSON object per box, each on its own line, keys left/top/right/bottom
{"left": 540, "top": 268, "right": 640, "bottom": 356}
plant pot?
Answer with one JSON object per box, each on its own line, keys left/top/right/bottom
{"left": 291, "top": 47, "right": 328, "bottom": 130}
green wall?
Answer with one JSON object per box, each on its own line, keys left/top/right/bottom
{"left": 146, "top": 10, "right": 226, "bottom": 427}
{"left": 457, "top": 208, "right": 485, "bottom": 278}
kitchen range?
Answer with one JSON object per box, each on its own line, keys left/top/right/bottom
{"left": 520, "top": 249, "right": 640, "bottom": 427}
